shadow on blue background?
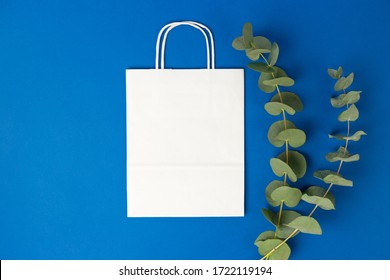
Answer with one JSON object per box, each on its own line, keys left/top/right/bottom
{"left": 0, "top": 0, "right": 389, "bottom": 259}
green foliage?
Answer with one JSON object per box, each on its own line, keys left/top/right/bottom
{"left": 263, "top": 77, "right": 295, "bottom": 87}
{"left": 286, "top": 216, "right": 322, "bottom": 235}
{"left": 331, "top": 91, "right": 361, "bottom": 108}
{"left": 268, "top": 43, "right": 279, "bottom": 66}
{"left": 234, "top": 24, "right": 365, "bottom": 260}
{"left": 265, "top": 180, "right": 286, "bottom": 207}
{"left": 268, "top": 120, "right": 296, "bottom": 147}
{"left": 234, "top": 22, "right": 306, "bottom": 259}
{"left": 278, "top": 151, "right": 307, "bottom": 179}
{"left": 338, "top": 104, "right": 359, "bottom": 122}
{"left": 326, "top": 147, "right": 360, "bottom": 162}
{"left": 314, "top": 170, "right": 353, "bottom": 187}
{"left": 261, "top": 209, "right": 302, "bottom": 239}
{"left": 329, "top": 130, "right": 367, "bottom": 141}
{"left": 270, "top": 158, "right": 297, "bottom": 182}
{"left": 328, "top": 66, "right": 343, "bottom": 79}
{"left": 334, "top": 72, "right": 354, "bottom": 91}
{"left": 248, "top": 62, "right": 276, "bottom": 73}
{"left": 301, "top": 186, "right": 335, "bottom": 210}
{"left": 254, "top": 231, "right": 275, "bottom": 246}
{"left": 276, "top": 128, "right": 306, "bottom": 148}
{"left": 257, "top": 239, "right": 291, "bottom": 260}
{"left": 271, "top": 186, "right": 302, "bottom": 207}
{"left": 264, "top": 102, "right": 295, "bottom": 116}
{"left": 270, "top": 92, "right": 303, "bottom": 112}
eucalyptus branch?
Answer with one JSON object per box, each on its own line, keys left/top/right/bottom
{"left": 233, "top": 23, "right": 366, "bottom": 260}
{"left": 233, "top": 23, "right": 307, "bottom": 260}
{"left": 260, "top": 67, "right": 366, "bottom": 260}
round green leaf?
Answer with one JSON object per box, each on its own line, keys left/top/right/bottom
{"left": 278, "top": 151, "right": 307, "bottom": 178}
{"left": 329, "top": 130, "right": 367, "bottom": 141}
{"left": 245, "top": 48, "right": 262, "bottom": 61}
{"left": 326, "top": 146, "right": 360, "bottom": 162}
{"left": 265, "top": 180, "right": 285, "bottom": 207}
{"left": 268, "top": 120, "right": 296, "bottom": 147}
{"left": 286, "top": 216, "right": 322, "bottom": 235}
{"left": 275, "top": 210, "right": 301, "bottom": 239}
{"left": 258, "top": 67, "right": 288, "bottom": 93}
{"left": 271, "top": 186, "right": 302, "bottom": 207}
{"left": 314, "top": 170, "right": 353, "bottom": 187}
{"left": 334, "top": 72, "right": 354, "bottom": 91}
{"left": 264, "top": 102, "right": 295, "bottom": 116}
{"left": 268, "top": 42, "right": 279, "bottom": 66}
{"left": 270, "top": 158, "right": 297, "bottom": 182}
{"left": 277, "top": 128, "right": 306, "bottom": 148}
{"left": 242, "top": 22, "right": 253, "bottom": 49}
{"left": 248, "top": 62, "right": 276, "bottom": 73}
{"left": 271, "top": 91, "right": 303, "bottom": 112}
{"left": 328, "top": 67, "right": 343, "bottom": 79}
{"left": 254, "top": 230, "right": 275, "bottom": 247}
{"left": 232, "top": 36, "right": 246, "bottom": 50}
{"left": 261, "top": 208, "right": 276, "bottom": 225}
{"left": 258, "top": 72, "right": 275, "bottom": 93}
{"left": 331, "top": 91, "right": 362, "bottom": 108}
{"left": 258, "top": 239, "right": 291, "bottom": 260}
{"left": 253, "top": 36, "right": 272, "bottom": 53}
{"left": 301, "top": 186, "right": 335, "bottom": 210}
{"left": 338, "top": 104, "right": 359, "bottom": 122}
{"left": 263, "top": 77, "right": 295, "bottom": 87}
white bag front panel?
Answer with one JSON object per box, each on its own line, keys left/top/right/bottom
{"left": 126, "top": 21, "right": 244, "bottom": 217}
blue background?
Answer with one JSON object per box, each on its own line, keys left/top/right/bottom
{"left": 0, "top": 0, "right": 389, "bottom": 260}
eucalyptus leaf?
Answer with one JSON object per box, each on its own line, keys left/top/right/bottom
{"left": 242, "top": 22, "right": 253, "bottom": 49}
{"left": 254, "top": 231, "right": 275, "bottom": 247}
{"left": 258, "top": 72, "right": 275, "bottom": 93}
{"left": 329, "top": 130, "right": 367, "bottom": 141}
{"left": 253, "top": 36, "right": 272, "bottom": 52}
{"left": 263, "top": 77, "right": 295, "bottom": 87}
{"left": 261, "top": 208, "right": 276, "bottom": 225}
{"left": 258, "top": 239, "right": 291, "bottom": 260}
{"left": 265, "top": 180, "right": 285, "bottom": 207}
{"left": 274, "top": 66, "right": 288, "bottom": 78}
{"left": 268, "top": 42, "right": 279, "bottom": 66}
{"left": 275, "top": 210, "right": 301, "bottom": 239}
{"left": 331, "top": 91, "right": 362, "bottom": 108}
{"left": 314, "top": 170, "right": 353, "bottom": 187}
{"left": 232, "top": 36, "right": 246, "bottom": 50}
{"left": 264, "top": 102, "right": 295, "bottom": 116}
{"left": 278, "top": 151, "right": 307, "bottom": 178}
{"left": 277, "top": 128, "right": 306, "bottom": 148}
{"left": 258, "top": 67, "right": 288, "bottom": 93}
{"left": 270, "top": 158, "right": 297, "bottom": 182}
{"left": 287, "top": 216, "right": 322, "bottom": 235}
{"left": 326, "top": 146, "right": 360, "bottom": 162}
{"left": 248, "top": 62, "right": 276, "bottom": 73}
{"left": 328, "top": 66, "right": 343, "bottom": 79}
{"left": 246, "top": 48, "right": 262, "bottom": 61}
{"left": 271, "top": 186, "right": 302, "bottom": 207}
{"left": 271, "top": 92, "right": 303, "bottom": 112}
{"left": 338, "top": 104, "right": 359, "bottom": 122}
{"left": 301, "top": 186, "right": 335, "bottom": 210}
{"left": 334, "top": 72, "right": 354, "bottom": 91}
{"left": 268, "top": 120, "right": 296, "bottom": 147}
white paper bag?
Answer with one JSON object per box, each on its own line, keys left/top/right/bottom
{"left": 126, "top": 21, "right": 244, "bottom": 217}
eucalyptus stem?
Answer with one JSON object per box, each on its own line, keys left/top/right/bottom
{"left": 232, "top": 24, "right": 366, "bottom": 260}
{"left": 261, "top": 113, "right": 351, "bottom": 261}
{"left": 260, "top": 66, "right": 365, "bottom": 260}
{"left": 260, "top": 52, "right": 290, "bottom": 234}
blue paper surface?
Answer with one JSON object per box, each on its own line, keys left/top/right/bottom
{"left": 0, "top": 0, "right": 389, "bottom": 259}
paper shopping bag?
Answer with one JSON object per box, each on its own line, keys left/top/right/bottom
{"left": 126, "top": 21, "right": 244, "bottom": 217}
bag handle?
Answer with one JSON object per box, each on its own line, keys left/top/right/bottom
{"left": 155, "top": 21, "right": 215, "bottom": 69}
